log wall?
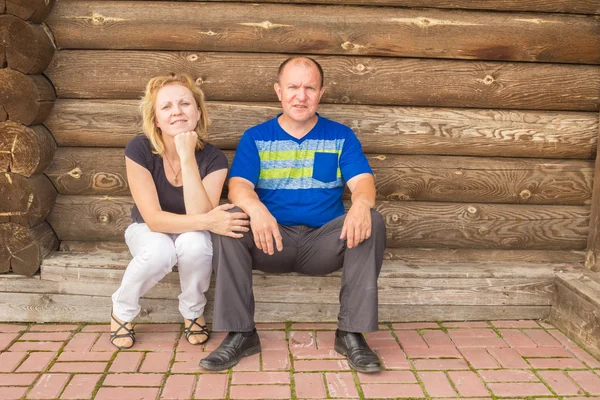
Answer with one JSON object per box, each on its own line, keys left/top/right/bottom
{"left": 40, "top": 0, "right": 600, "bottom": 259}
{"left": 0, "top": 1, "right": 58, "bottom": 276}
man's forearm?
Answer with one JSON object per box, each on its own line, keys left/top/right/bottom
{"left": 350, "top": 178, "right": 376, "bottom": 209}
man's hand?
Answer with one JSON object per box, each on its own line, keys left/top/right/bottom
{"left": 340, "top": 200, "right": 372, "bottom": 248}
{"left": 249, "top": 206, "right": 283, "bottom": 255}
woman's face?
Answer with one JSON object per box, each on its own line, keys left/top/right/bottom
{"left": 154, "top": 83, "right": 201, "bottom": 137}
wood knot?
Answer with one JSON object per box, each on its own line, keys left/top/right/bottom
{"left": 195, "top": 78, "right": 204, "bottom": 85}
{"left": 390, "top": 214, "right": 399, "bottom": 222}
{"left": 187, "top": 54, "right": 198, "bottom": 62}
{"left": 482, "top": 75, "right": 495, "bottom": 85}
{"left": 340, "top": 96, "right": 350, "bottom": 104}
{"left": 454, "top": 170, "right": 463, "bottom": 175}
{"left": 68, "top": 168, "right": 82, "bottom": 179}
{"left": 139, "top": 308, "right": 150, "bottom": 318}
{"left": 355, "top": 64, "right": 365, "bottom": 72}
{"left": 93, "top": 173, "right": 121, "bottom": 189}
{"left": 519, "top": 189, "right": 532, "bottom": 199}
{"left": 468, "top": 206, "right": 478, "bottom": 214}
{"left": 97, "top": 213, "right": 110, "bottom": 223}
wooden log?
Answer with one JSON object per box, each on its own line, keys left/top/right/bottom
{"left": 0, "top": 122, "right": 56, "bottom": 176}
{"left": 47, "top": 1, "right": 600, "bottom": 65}
{"left": 0, "top": 173, "right": 57, "bottom": 226}
{"left": 0, "top": 222, "right": 58, "bottom": 275}
{"left": 47, "top": 195, "right": 589, "bottom": 250}
{"left": 45, "top": 147, "right": 593, "bottom": 206}
{"left": 160, "top": 0, "right": 600, "bottom": 15}
{"left": 57, "top": 240, "right": 586, "bottom": 266}
{"left": 46, "top": 100, "right": 599, "bottom": 159}
{"left": 0, "top": 15, "right": 55, "bottom": 73}
{"left": 0, "top": 70, "right": 55, "bottom": 125}
{"left": 585, "top": 112, "right": 600, "bottom": 272}
{"left": 45, "top": 51, "right": 600, "bottom": 111}
{"left": 6, "top": 0, "right": 56, "bottom": 23}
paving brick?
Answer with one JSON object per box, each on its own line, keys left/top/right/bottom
{"left": 80, "top": 325, "right": 110, "bottom": 333}
{"left": 294, "top": 372, "right": 327, "bottom": 399}
{"left": 479, "top": 369, "right": 539, "bottom": 382}
{"left": 395, "top": 331, "right": 427, "bottom": 348}
{"left": 376, "top": 347, "right": 411, "bottom": 369}
{"left": 172, "top": 351, "right": 212, "bottom": 374}
{"left": 413, "top": 358, "right": 469, "bottom": 370}
{"left": 9, "top": 341, "right": 62, "bottom": 352}
{"left": 362, "top": 384, "right": 425, "bottom": 398}
{"left": 256, "top": 323, "right": 286, "bottom": 330}
{"left": 50, "top": 362, "right": 108, "bottom": 373}
{"left": 160, "top": 374, "right": 195, "bottom": 400}
{"left": 20, "top": 332, "right": 72, "bottom": 341}
{"left": 442, "top": 321, "right": 489, "bottom": 328}
{"left": 57, "top": 352, "right": 113, "bottom": 362}
{"left": 422, "top": 330, "right": 454, "bottom": 347}
{"left": 63, "top": 333, "right": 99, "bottom": 352}
{"left": 291, "top": 347, "right": 342, "bottom": 359}
{"left": 60, "top": 374, "right": 102, "bottom": 400}
{"left": 260, "top": 338, "right": 288, "bottom": 350}
{"left": 316, "top": 331, "right": 335, "bottom": 349}
{"left": 0, "top": 386, "right": 27, "bottom": 399}
{"left": 392, "top": 322, "right": 439, "bottom": 329}
{"left": 294, "top": 359, "right": 350, "bottom": 371}
{"left": 358, "top": 370, "right": 416, "bottom": 383}
{"left": 231, "top": 352, "right": 260, "bottom": 371}
{"left": 538, "top": 370, "right": 585, "bottom": 396}
{"left": 0, "top": 351, "right": 28, "bottom": 372}
{"left": 140, "top": 352, "right": 173, "bottom": 373}
{"left": 292, "top": 323, "right": 337, "bottom": 330}
{"left": 404, "top": 346, "right": 461, "bottom": 358}
{"left": 365, "top": 331, "right": 400, "bottom": 349}
{"left": 0, "top": 373, "right": 38, "bottom": 386}
{"left": 491, "top": 320, "right": 540, "bottom": 328}
{"left": 94, "top": 387, "right": 160, "bottom": 400}
{"left": 447, "top": 328, "right": 497, "bottom": 338}
{"left": 448, "top": 371, "right": 490, "bottom": 397}
{"left": 109, "top": 351, "right": 143, "bottom": 372}
{"left": 528, "top": 357, "right": 585, "bottom": 369}
{"left": 29, "top": 325, "right": 78, "bottom": 332}
{"left": 524, "top": 329, "right": 562, "bottom": 347}
{"left": 89, "top": 333, "right": 116, "bottom": 352}
{"left": 459, "top": 348, "right": 499, "bottom": 369}
{"left": 419, "top": 371, "right": 458, "bottom": 397}
{"left": 194, "top": 374, "right": 228, "bottom": 399}
{"left": 0, "top": 333, "right": 21, "bottom": 350}
{"left": 516, "top": 346, "right": 572, "bottom": 358}
{"left": 232, "top": 372, "right": 290, "bottom": 385}
{"left": 326, "top": 372, "right": 359, "bottom": 398}
{"left": 26, "top": 373, "right": 69, "bottom": 399}
{"left": 128, "top": 332, "right": 178, "bottom": 352}
{"left": 499, "top": 329, "right": 536, "bottom": 348}
{"left": 487, "top": 382, "right": 552, "bottom": 397}
{"left": 290, "top": 331, "right": 316, "bottom": 349}
{"left": 487, "top": 347, "right": 529, "bottom": 368}
{"left": 0, "top": 324, "right": 28, "bottom": 332}
{"left": 547, "top": 330, "right": 578, "bottom": 348}
{"left": 229, "top": 384, "right": 291, "bottom": 399}
{"left": 103, "top": 373, "right": 164, "bottom": 387}
{"left": 259, "top": 331, "right": 286, "bottom": 341}
{"left": 451, "top": 336, "right": 508, "bottom": 348}
{"left": 262, "top": 349, "right": 291, "bottom": 370}
{"left": 568, "top": 370, "right": 600, "bottom": 395}
{"left": 17, "top": 352, "right": 56, "bottom": 372}
{"left": 134, "top": 324, "right": 181, "bottom": 332}
{"left": 569, "top": 347, "right": 600, "bottom": 368}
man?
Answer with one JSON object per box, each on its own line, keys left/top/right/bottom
{"left": 199, "top": 56, "right": 386, "bottom": 373}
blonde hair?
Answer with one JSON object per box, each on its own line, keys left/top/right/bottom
{"left": 140, "top": 73, "right": 210, "bottom": 155}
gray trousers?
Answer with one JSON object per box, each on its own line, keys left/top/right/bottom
{"left": 211, "top": 208, "right": 386, "bottom": 333}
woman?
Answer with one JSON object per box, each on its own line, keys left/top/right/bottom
{"left": 110, "top": 73, "right": 249, "bottom": 349}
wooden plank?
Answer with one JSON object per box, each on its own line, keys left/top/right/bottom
{"left": 45, "top": 51, "right": 600, "bottom": 111}
{"left": 58, "top": 240, "right": 587, "bottom": 265}
{"left": 47, "top": 1, "right": 600, "bottom": 64}
{"left": 47, "top": 195, "right": 589, "bottom": 249}
{"left": 550, "top": 279, "right": 600, "bottom": 359}
{"left": 46, "top": 147, "right": 594, "bottom": 205}
{"left": 85, "top": 0, "right": 600, "bottom": 15}
{"left": 46, "top": 100, "right": 599, "bottom": 159}
{"left": 585, "top": 112, "right": 600, "bottom": 271}
{"left": 0, "top": 289, "right": 551, "bottom": 323}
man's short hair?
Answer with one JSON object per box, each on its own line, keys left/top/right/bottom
{"left": 277, "top": 56, "right": 324, "bottom": 88}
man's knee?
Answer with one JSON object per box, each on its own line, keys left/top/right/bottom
{"left": 370, "top": 209, "right": 386, "bottom": 236}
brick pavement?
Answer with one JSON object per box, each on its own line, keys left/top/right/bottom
{"left": 0, "top": 320, "right": 599, "bottom": 399}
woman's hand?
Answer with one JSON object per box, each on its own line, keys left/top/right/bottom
{"left": 204, "top": 204, "right": 250, "bottom": 238}
{"left": 174, "top": 131, "right": 198, "bottom": 163}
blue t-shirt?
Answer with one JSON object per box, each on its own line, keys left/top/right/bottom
{"left": 229, "top": 115, "right": 372, "bottom": 227}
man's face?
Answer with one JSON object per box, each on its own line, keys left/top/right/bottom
{"left": 274, "top": 61, "right": 325, "bottom": 124}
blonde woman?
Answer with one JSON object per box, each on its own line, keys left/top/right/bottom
{"left": 110, "top": 73, "right": 249, "bottom": 349}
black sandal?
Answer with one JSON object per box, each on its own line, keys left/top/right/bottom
{"left": 110, "top": 311, "right": 135, "bottom": 349}
{"left": 184, "top": 317, "right": 210, "bottom": 345}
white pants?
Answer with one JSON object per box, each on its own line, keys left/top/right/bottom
{"left": 111, "top": 223, "right": 213, "bottom": 322}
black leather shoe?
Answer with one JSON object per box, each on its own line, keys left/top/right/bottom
{"left": 334, "top": 329, "right": 382, "bottom": 373}
{"left": 199, "top": 330, "right": 261, "bottom": 371}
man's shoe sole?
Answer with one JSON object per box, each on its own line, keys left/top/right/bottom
{"left": 199, "top": 345, "right": 261, "bottom": 371}
{"left": 334, "top": 343, "right": 382, "bottom": 374}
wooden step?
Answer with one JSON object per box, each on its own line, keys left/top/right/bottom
{"left": 0, "top": 251, "right": 580, "bottom": 323}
